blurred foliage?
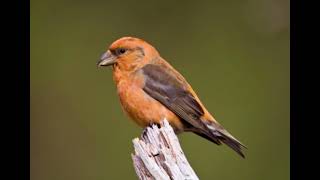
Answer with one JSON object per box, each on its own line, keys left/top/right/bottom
{"left": 31, "top": 0, "right": 289, "bottom": 179}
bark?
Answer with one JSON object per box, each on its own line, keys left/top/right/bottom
{"left": 131, "top": 119, "right": 199, "bottom": 180}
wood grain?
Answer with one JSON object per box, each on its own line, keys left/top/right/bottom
{"left": 132, "top": 119, "right": 199, "bottom": 180}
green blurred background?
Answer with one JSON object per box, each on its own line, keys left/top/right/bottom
{"left": 31, "top": 0, "right": 289, "bottom": 179}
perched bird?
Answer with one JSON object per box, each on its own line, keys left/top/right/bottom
{"left": 97, "top": 37, "right": 246, "bottom": 158}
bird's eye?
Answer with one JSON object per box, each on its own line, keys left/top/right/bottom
{"left": 115, "top": 48, "right": 127, "bottom": 55}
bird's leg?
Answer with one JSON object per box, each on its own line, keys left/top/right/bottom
{"left": 141, "top": 127, "right": 149, "bottom": 138}
{"left": 141, "top": 121, "right": 161, "bottom": 138}
{"left": 155, "top": 123, "right": 161, "bottom": 129}
{"left": 141, "top": 122, "right": 153, "bottom": 138}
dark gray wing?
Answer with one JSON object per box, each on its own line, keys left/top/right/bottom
{"left": 141, "top": 64, "right": 206, "bottom": 130}
{"left": 141, "top": 64, "right": 246, "bottom": 157}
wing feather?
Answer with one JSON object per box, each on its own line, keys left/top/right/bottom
{"left": 141, "top": 64, "right": 205, "bottom": 130}
{"left": 141, "top": 63, "right": 246, "bottom": 158}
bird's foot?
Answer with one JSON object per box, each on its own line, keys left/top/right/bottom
{"left": 141, "top": 122, "right": 160, "bottom": 139}
{"left": 141, "top": 127, "right": 149, "bottom": 138}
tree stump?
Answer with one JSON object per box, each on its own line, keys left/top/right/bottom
{"left": 131, "top": 119, "right": 199, "bottom": 180}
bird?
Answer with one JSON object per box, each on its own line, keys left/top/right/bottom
{"left": 97, "top": 37, "right": 246, "bottom": 158}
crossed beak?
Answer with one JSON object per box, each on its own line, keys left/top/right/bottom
{"left": 97, "top": 50, "right": 117, "bottom": 67}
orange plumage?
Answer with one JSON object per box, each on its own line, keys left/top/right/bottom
{"left": 98, "top": 37, "right": 246, "bottom": 158}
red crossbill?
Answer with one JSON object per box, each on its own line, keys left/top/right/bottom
{"left": 97, "top": 37, "right": 246, "bottom": 158}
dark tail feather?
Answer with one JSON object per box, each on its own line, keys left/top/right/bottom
{"left": 204, "top": 122, "right": 247, "bottom": 158}
{"left": 193, "top": 131, "right": 222, "bottom": 145}
{"left": 218, "top": 130, "right": 246, "bottom": 158}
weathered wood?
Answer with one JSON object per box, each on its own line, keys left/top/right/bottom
{"left": 132, "top": 119, "right": 199, "bottom": 180}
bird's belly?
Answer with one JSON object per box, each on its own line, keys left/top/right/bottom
{"left": 117, "top": 83, "right": 183, "bottom": 131}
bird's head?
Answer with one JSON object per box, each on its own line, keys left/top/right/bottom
{"left": 97, "top": 37, "right": 160, "bottom": 71}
